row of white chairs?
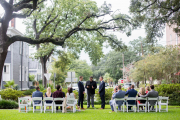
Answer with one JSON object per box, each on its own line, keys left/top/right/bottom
{"left": 113, "top": 97, "right": 168, "bottom": 113}
{"left": 18, "top": 97, "right": 77, "bottom": 113}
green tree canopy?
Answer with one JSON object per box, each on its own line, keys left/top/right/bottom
{"left": 129, "top": 0, "right": 180, "bottom": 43}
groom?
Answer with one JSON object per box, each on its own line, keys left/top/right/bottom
{"left": 98, "top": 76, "right": 105, "bottom": 109}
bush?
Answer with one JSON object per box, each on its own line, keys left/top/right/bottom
{"left": 0, "top": 88, "right": 24, "bottom": 101}
{"left": 23, "top": 89, "right": 35, "bottom": 95}
{"left": 95, "top": 88, "right": 114, "bottom": 102}
{"left": 155, "top": 84, "right": 180, "bottom": 105}
{"left": 0, "top": 99, "right": 18, "bottom": 109}
{"left": 29, "top": 74, "right": 35, "bottom": 82}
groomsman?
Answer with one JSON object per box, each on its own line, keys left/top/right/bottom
{"left": 78, "top": 76, "right": 85, "bottom": 109}
{"left": 98, "top": 76, "right": 105, "bottom": 109}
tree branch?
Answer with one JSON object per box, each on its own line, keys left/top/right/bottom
{"left": 9, "top": 36, "right": 64, "bottom": 46}
{"left": 33, "top": 19, "right": 38, "bottom": 37}
{"left": 137, "top": 0, "right": 157, "bottom": 12}
{"left": 13, "top": 3, "right": 33, "bottom": 12}
{"left": 38, "top": 15, "right": 58, "bottom": 34}
{"left": 96, "top": 30, "right": 123, "bottom": 49}
{"left": 13, "top": 0, "right": 32, "bottom": 7}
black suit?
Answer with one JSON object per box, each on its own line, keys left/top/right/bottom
{"left": 99, "top": 81, "right": 105, "bottom": 109}
{"left": 78, "top": 81, "right": 85, "bottom": 108}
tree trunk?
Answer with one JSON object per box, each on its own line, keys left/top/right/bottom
{"left": 0, "top": 50, "right": 8, "bottom": 88}
{"left": 40, "top": 57, "right": 47, "bottom": 88}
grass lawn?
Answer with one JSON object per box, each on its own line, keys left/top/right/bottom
{"left": 0, "top": 105, "right": 180, "bottom": 120}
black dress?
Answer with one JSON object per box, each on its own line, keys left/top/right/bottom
{"left": 138, "top": 93, "right": 146, "bottom": 103}
{"left": 45, "top": 93, "right": 53, "bottom": 103}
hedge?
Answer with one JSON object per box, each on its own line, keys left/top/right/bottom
{"left": 155, "top": 84, "right": 180, "bottom": 105}
{"left": 0, "top": 99, "right": 18, "bottom": 109}
{"left": 0, "top": 88, "right": 24, "bottom": 101}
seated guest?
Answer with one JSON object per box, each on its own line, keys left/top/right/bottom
{"left": 60, "top": 87, "right": 65, "bottom": 97}
{"left": 138, "top": 87, "right": 146, "bottom": 110}
{"left": 140, "top": 85, "right": 158, "bottom": 110}
{"left": 53, "top": 85, "right": 64, "bottom": 111}
{"left": 66, "top": 87, "right": 76, "bottom": 110}
{"left": 125, "top": 85, "right": 137, "bottom": 110}
{"left": 146, "top": 86, "right": 150, "bottom": 94}
{"left": 109, "top": 85, "right": 125, "bottom": 112}
{"left": 127, "top": 86, "right": 131, "bottom": 91}
{"left": 45, "top": 87, "right": 53, "bottom": 109}
{"left": 32, "top": 86, "right": 43, "bottom": 109}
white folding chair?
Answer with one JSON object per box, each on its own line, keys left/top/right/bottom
{"left": 114, "top": 98, "right": 125, "bottom": 113}
{"left": 32, "top": 97, "right": 43, "bottom": 113}
{"left": 147, "top": 97, "right": 158, "bottom": 112}
{"left": 126, "top": 97, "right": 137, "bottom": 112}
{"left": 66, "top": 98, "right": 77, "bottom": 113}
{"left": 0, "top": 95, "right": 2, "bottom": 100}
{"left": 158, "top": 97, "right": 168, "bottom": 112}
{"left": 54, "top": 98, "right": 64, "bottom": 113}
{"left": 137, "top": 97, "right": 147, "bottom": 112}
{"left": 18, "top": 97, "right": 29, "bottom": 113}
{"left": 44, "top": 97, "right": 54, "bottom": 113}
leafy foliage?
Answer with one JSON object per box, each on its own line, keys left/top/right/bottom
{"left": 0, "top": 100, "right": 18, "bottom": 109}
{"left": 23, "top": 89, "right": 35, "bottom": 95}
{"left": 3, "top": 80, "right": 18, "bottom": 89}
{"left": 68, "top": 60, "right": 93, "bottom": 81}
{"left": 0, "top": 88, "right": 24, "bottom": 101}
{"left": 155, "top": 84, "right": 180, "bottom": 105}
{"left": 29, "top": 74, "right": 35, "bottom": 82}
{"left": 130, "top": 46, "right": 180, "bottom": 84}
{"left": 129, "top": 0, "right": 180, "bottom": 43}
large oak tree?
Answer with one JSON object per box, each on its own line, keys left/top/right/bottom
{"left": 0, "top": 0, "right": 136, "bottom": 87}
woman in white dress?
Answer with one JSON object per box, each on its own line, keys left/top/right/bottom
{"left": 66, "top": 87, "right": 76, "bottom": 110}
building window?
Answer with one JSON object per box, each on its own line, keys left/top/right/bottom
{"left": 19, "top": 66, "right": 24, "bottom": 81}
{"left": 4, "top": 65, "right": 9, "bottom": 74}
{"left": 19, "top": 66, "right": 21, "bottom": 81}
{"left": 26, "top": 67, "right": 28, "bottom": 81}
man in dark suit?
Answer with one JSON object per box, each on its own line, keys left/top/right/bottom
{"left": 85, "top": 76, "right": 97, "bottom": 108}
{"left": 125, "top": 84, "right": 137, "bottom": 110}
{"left": 98, "top": 76, "right": 105, "bottom": 109}
{"left": 32, "top": 86, "right": 43, "bottom": 109}
{"left": 53, "top": 85, "right": 64, "bottom": 111}
{"left": 78, "top": 76, "right": 85, "bottom": 109}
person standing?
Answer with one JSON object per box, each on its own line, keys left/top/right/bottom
{"left": 78, "top": 76, "right": 85, "bottom": 109}
{"left": 85, "top": 76, "right": 97, "bottom": 108}
{"left": 98, "top": 76, "right": 105, "bottom": 109}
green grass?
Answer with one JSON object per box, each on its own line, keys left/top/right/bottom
{"left": 0, "top": 105, "right": 180, "bottom": 120}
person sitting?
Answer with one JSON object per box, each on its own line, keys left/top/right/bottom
{"left": 45, "top": 87, "right": 53, "bottom": 109}
{"left": 53, "top": 85, "right": 64, "bottom": 111}
{"left": 138, "top": 87, "right": 146, "bottom": 110}
{"left": 125, "top": 85, "right": 137, "bottom": 110}
{"left": 146, "top": 86, "right": 150, "bottom": 94}
{"left": 109, "top": 85, "right": 126, "bottom": 112}
{"left": 140, "top": 85, "right": 158, "bottom": 110}
{"left": 66, "top": 87, "right": 76, "bottom": 110}
{"left": 32, "top": 86, "right": 43, "bottom": 109}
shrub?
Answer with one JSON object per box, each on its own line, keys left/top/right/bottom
{"left": 95, "top": 88, "right": 114, "bottom": 102}
{"left": 23, "top": 89, "right": 35, "bottom": 95}
{"left": 29, "top": 74, "right": 35, "bottom": 82}
{"left": 0, "top": 88, "right": 24, "bottom": 101}
{"left": 0, "top": 99, "right": 18, "bottom": 109}
{"left": 155, "top": 84, "right": 180, "bottom": 105}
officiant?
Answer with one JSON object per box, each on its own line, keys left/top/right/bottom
{"left": 85, "top": 76, "right": 97, "bottom": 108}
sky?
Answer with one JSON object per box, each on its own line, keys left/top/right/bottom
{"left": 0, "top": 0, "right": 166, "bottom": 64}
